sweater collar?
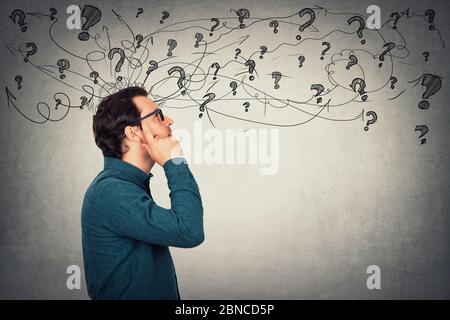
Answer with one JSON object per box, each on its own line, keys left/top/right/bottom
{"left": 104, "top": 156, "right": 153, "bottom": 187}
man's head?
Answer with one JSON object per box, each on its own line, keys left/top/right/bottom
{"left": 93, "top": 86, "right": 174, "bottom": 160}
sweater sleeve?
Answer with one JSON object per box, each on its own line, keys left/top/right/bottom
{"left": 97, "top": 157, "right": 204, "bottom": 248}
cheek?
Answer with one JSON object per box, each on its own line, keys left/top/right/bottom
{"left": 136, "top": 128, "right": 147, "bottom": 143}
{"left": 149, "top": 121, "right": 164, "bottom": 133}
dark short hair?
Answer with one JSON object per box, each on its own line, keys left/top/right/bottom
{"left": 93, "top": 86, "right": 148, "bottom": 158}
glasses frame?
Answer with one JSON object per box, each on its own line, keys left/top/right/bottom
{"left": 121, "top": 108, "right": 165, "bottom": 139}
{"left": 127, "top": 108, "right": 165, "bottom": 127}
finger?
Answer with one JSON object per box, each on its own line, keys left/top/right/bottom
{"left": 165, "top": 135, "right": 179, "bottom": 145}
{"left": 142, "top": 124, "right": 157, "bottom": 144}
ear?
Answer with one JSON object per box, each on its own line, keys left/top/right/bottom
{"left": 123, "top": 125, "right": 142, "bottom": 143}
{"left": 135, "top": 126, "right": 147, "bottom": 144}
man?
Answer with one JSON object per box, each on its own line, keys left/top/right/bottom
{"left": 81, "top": 87, "right": 204, "bottom": 299}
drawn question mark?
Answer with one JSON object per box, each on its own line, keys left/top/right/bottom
{"left": 57, "top": 59, "right": 70, "bottom": 79}
{"left": 49, "top": 8, "right": 57, "bottom": 21}
{"left": 136, "top": 8, "right": 143, "bottom": 18}
{"left": 378, "top": 42, "right": 395, "bottom": 67}
{"left": 146, "top": 60, "right": 158, "bottom": 75}
{"left": 210, "top": 18, "right": 220, "bottom": 36}
{"left": 422, "top": 51, "right": 430, "bottom": 62}
{"left": 347, "top": 16, "right": 366, "bottom": 45}
{"left": 211, "top": 62, "right": 220, "bottom": 80}
{"left": 167, "top": 66, "right": 186, "bottom": 95}
{"left": 108, "top": 48, "right": 125, "bottom": 81}
{"left": 390, "top": 12, "right": 400, "bottom": 29}
{"left": 243, "top": 102, "right": 250, "bottom": 112}
{"left": 320, "top": 42, "right": 330, "bottom": 60}
{"left": 135, "top": 34, "right": 143, "bottom": 48}
{"left": 167, "top": 39, "right": 177, "bottom": 57}
{"left": 14, "top": 75, "right": 22, "bottom": 90}
{"left": 245, "top": 59, "right": 256, "bottom": 81}
{"left": 55, "top": 98, "right": 62, "bottom": 109}
{"left": 78, "top": 5, "right": 102, "bottom": 41}
{"left": 230, "top": 81, "right": 238, "bottom": 95}
{"left": 160, "top": 11, "right": 169, "bottom": 24}
{"left": 9, "top": 9, "right": 27, "bottom": 32}
{"left": 418, "top": 73, "right": 442, "bottom": 110}
{"left": 310, "top": 84, "right": 324, "bottom": 103}
{"left": 296, "top": 8, "right": 315, "bottom": 40}
{"left": 415, "top": 125, "right": 429, "bottom": 145}
{"left": 424, "top": 9, "right": 435, "bottom": 31}
{"left": 194, "top": 33, "right": 203, "bottom": 48}
{"left": 364, "top": 111, "right": 377, "bottom": 131}
{"left": 236, "top": 8, "right": 250, "bottom": 29}
{"left": 346, "top": 55, "right": 358, "bottom": 69}
{"left": 199, "top": 93, "right": 216, "bottom": 118}
{"left": 235, "top": 48, "right": 241, "bottom": 59}
{"left": 350, "top": 78, "right": 368, "bottom": 101}
{"left": 23, "top": 42, "right": 37, "bottom": 62}
{"left": 80, "top": 96, "right": 88, "bottom": 109}
{"left": 298, "top": 55, "right": 305, "bottom": 68}
{"left": 389, "top": 76, "right": 397, "bottom": 89}
{"left": 89, "top": 71, "right": 99, "bottom": 84}
{"left": 259, "top": 46, "right": 267, "bottom": 59}
{"left": 269, "top": 20, "right": 279, "bottom": 33}
{"left": 271, "top": 72, "right": 282, "bottom": 89}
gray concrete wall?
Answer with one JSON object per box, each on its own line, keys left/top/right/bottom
{"left": 0, "top": 0, "right": 449, "bottom": 299}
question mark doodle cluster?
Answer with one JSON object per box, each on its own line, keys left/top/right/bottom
{"left": 4, "top": 5, "right": 444, "bottom": 145}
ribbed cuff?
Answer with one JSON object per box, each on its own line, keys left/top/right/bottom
{"left": 163, "top": 157, "right": 188, "bottom": 174}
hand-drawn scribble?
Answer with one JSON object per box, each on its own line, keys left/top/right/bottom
{"left": 3, "top": 4, "right": 445, "bottom": 144}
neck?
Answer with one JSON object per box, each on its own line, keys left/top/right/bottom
{"left": 121, "top": 151, "right": 155, "bottom": 175}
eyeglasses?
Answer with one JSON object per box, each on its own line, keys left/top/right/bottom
{"left": 127, "top": 108, "right": 165, "bottom": 126}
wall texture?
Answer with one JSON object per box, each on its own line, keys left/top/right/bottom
{"left": 0, "top": 0, "right": 449, "bottom": 299}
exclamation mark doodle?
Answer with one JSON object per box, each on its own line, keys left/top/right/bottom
{"left": 245, "top": 59, "right": 256, "bottom": 81}
{"left": 417, "top": 73, "right": 442, "bottom": 110}
{"left": 271, "top": 72, "right": 282, "bottom": 89}
{"left": 424, "top": 9, "right": 436, "bottom": 31}
{"left": 78, "top": 5, "right": 102, "bottom": 41}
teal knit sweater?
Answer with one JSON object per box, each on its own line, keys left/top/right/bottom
{"left": 81, "top": 156, "right": 204, "bottom": 299}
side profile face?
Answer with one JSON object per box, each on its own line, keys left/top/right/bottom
{"left": 131, "top": 95, "right": 174, "bottom": 141}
